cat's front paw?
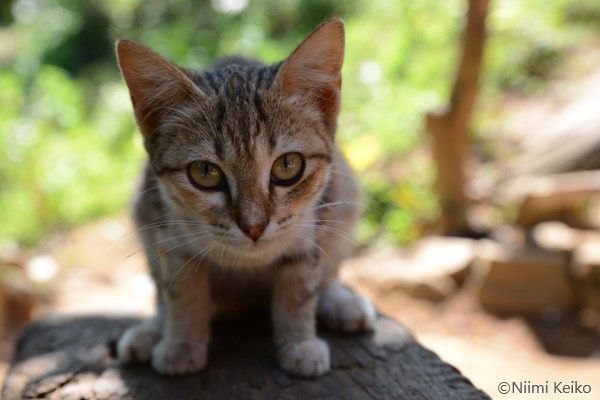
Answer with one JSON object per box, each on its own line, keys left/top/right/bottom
{"left": 117, "top": 323, "right": 162, "bottom": 363}
{"left": 318, "top": 283, "right": 376, "bottom": 333}
{"left": 151, "top": 339, "right": 208, "bottom": 375}
{"left": 277, "top": 338, "right": 330, "bottom": 378}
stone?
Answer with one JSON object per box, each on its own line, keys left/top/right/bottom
{"left": 474, "top": 240, "right": 576, "bottom": 314}
{"left": 410, "top": 236, "right": 477, "bottom": 285}
{"left": 529, "top": 221, "right": 581, "bottom": 254}
{"left": 489, "top": 225, "right": 524, "bottom": 246}
{"left": 341, "top": 251, "right": 455, "bottom": 302}
{"left": 342, "top": 236, "right": 477, "bottom": 302}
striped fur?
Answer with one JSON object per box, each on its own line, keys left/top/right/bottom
{"left": 115, "top": 19, "right": 375, "bottom": 378}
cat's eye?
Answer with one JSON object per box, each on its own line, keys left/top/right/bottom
{"left": 271, "top": 153, "right": 305, "bottom": 186}
{"left": 187, "top": 161, "right": 226, "bottom": 190}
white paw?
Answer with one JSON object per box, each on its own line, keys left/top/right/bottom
{"left": 151, "top": 338, "right": 208, "bottom": 375}
{"left": 117, "top": 324, "right": 162, "bottom": 363}
{"left": 278, "top": 338, "right": 330, "bottom": 378}
{"left": 318, "top": 284, "right": 376, "bottom": 333}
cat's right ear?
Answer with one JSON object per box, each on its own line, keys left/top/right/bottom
{"left": 116, "top": 39, "right": 203, "bottom": 139}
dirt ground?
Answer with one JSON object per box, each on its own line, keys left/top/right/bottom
{"left": 1, "top": 218, "right": 599, "bottom": 398}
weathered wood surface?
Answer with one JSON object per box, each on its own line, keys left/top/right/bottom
{"left": 504, "top": 170, "right": 600, "bottom": 228}
{"left": 2, "top": 313, "right": 489, "bottom": 400}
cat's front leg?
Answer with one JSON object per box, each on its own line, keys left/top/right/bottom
{"left": 272, "top": 257, "right": 329, "bottom": 378}
{"left": 151, "top": 261, "right": 212, "bottom": 375}
{"left": 117, "top": 313, "right": 163, "bottom": 363}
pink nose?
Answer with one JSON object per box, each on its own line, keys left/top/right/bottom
{"left": 239, "top": 223, "right": 267, "bottom": 241}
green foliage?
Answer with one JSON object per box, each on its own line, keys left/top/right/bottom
{"left": 0, "top": 0, "right": 598, "bottom": 245}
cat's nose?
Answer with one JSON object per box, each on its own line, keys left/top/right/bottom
{"left": 239, "top": 222, "right": 267, "bottom": 241}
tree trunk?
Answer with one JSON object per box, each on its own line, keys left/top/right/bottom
{"left": 426, "top": 0, "right": 490, "bottom": 236}
{"left": 2, "top": 312, "right": 489, "bottom": 399}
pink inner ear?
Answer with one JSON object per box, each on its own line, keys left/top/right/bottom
{"left": 116, "top": 40, "right": 202, "bottom": 139}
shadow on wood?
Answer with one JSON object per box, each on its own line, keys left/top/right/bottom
{"left": 2, "top": 313, "right": 489, "bottom": 399}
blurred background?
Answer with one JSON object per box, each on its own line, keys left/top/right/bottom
{"left": 1, "top": 0, "right": 599, "bottom": 396}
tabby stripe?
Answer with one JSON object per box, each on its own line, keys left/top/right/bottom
{"left": 254, "top": 91, "right": 267, "bottom": 124}
{"left": 203, "top": 73, "right": 218, "bottom": 94}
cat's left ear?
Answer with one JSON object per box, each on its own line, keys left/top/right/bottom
{"left": 274, "top": 19, "right": 345, "bottom": 134}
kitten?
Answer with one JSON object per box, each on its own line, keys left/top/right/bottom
{"left": 115, "top": 19, "right": 375, "bottom": 378}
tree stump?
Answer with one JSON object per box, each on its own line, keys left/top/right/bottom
{"left": 2, "top": 313, "right": 489, "bottom": 399}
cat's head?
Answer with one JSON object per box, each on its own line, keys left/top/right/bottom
{"left": 117, "top": 20, "right": 345, "bottom": 266}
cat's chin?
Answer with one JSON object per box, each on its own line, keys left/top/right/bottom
{"left": 206, "top": 239, "right": 287, "bottom": 268}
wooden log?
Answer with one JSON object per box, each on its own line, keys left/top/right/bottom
{"left": 507, "top": 170, "right": 600, "bottom": 228}
{"left": 2, "top": 313, "right": 489, "bottom": 399}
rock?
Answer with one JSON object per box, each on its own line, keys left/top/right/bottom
{"left": 571, "top": 232, "right": 600, "bottom": 308}
{"left": 474, "top": 240, "right": 576, "bottom": 314}
{"left": 342, "top": 252, "right": 455, "bottom": 302}
{"left": 25, "top": 255, "right": 59, "bottom": 283}
{"left": 489, "top": 225, "right": 524, "bottom": 246}
{"left": 342, "top": 236, "right": 477, "bottom": 302}
{"left": 412, "top": 236, "right": 477, "bottom": 284}
{"left": 393, "top": 276, "right": 457, "bottom": 302}
{"left": 529, "top": 221, "right": 581, "bottom": 254}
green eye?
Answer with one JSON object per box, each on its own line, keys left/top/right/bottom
{"left": 187, "top": 161, "right": 226, "bottom": 190}
{"left": 271, "top": 153, "right": 304, "bottom": 185}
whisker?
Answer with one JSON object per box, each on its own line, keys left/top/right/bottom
{"left": 293, "top": 232, "right": 333, "bottom": 265}
{"left": 328, "top": 169, "right": 354, "bottom": 179}
{"left": 293, "top": 223, "right": 358, "bottom": 245}
{"left": 125, "top": 227, "right": 211, "bottom": 259}
{"left": 301, "top": 219, "right": 344, "bottom": 225}
{"left": 168, "top": 242, "right": 217, "bottom": 290}
{"left": 301, "top": 201, "right": 361, "bottom": 214}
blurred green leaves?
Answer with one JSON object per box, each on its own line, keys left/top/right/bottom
{"left": 0, "top": 63, "right": 141, "bottom": 244}
{"left": 0, "top": 0, "right": 598, "bottom": 245}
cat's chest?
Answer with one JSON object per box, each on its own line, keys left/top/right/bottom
{"left": 209, "top": 263, "right": 274, "bottom": 312}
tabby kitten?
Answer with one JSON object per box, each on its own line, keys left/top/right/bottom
{"left": 115, "top": 19, "right": 375, "bottom": 378}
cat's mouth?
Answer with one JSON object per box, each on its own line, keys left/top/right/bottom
{"left": 226, "top": 236, "right": 278, "bottom": 251}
